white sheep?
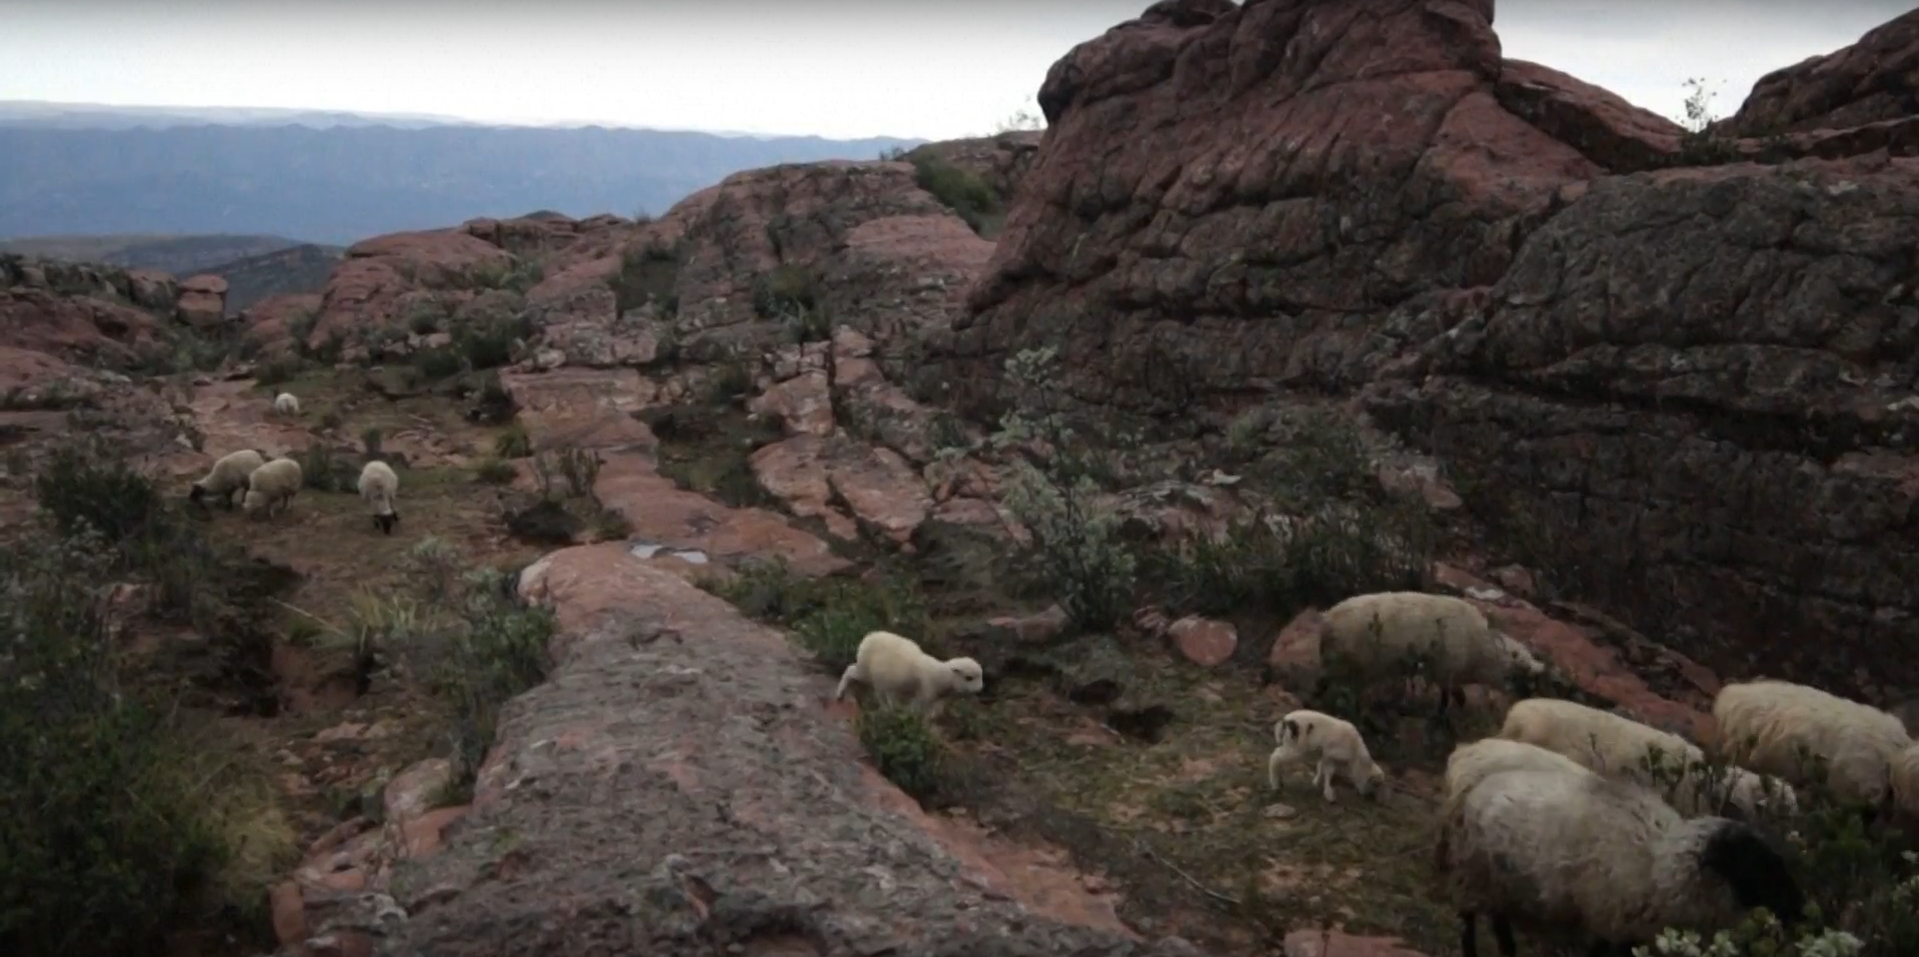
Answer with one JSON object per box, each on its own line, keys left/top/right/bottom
{"left": 833, "top": 630, "right": 983, "bottom": 714}
{"left": 1442, "top": 737, "right": 1596, "bottom": 802}
{"left": 241, "top": 457, "right": 304, "bottom": 519}
{"left": 1266, "top": 709, "right": 1385, "bottom": 803}
{"left": 1499, "top": 697, "right": 1798, "bottom": 820}
{"left": 1315, "top": 591, "right": 1546, "bottom": 715}
{"left": 1438, "top": 767, "right": 1806, "bottom": 957}
{"left": 1711, "top": 679, "right": 1912, "bottom": 809}
{"left": 272, "top": 392, "right": 300, "bottom": 416}
{"left": 189, "top": 449, "right": 268, "bottom": 510}
{"left": 356, "top": 460, "right": 401, "bottom": 534}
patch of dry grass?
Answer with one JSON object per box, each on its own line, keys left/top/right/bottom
{"left": 937, "top": 644, "right": 1459, "bottom": 953}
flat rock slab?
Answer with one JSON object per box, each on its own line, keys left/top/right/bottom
{"left": 379, "top": 543, "right": 1201, "bottom": 957}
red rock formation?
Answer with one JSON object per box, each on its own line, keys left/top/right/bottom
{"left": 947, "top": 0, "right": 1919, "bottom": 700}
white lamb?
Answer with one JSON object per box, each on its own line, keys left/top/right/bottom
{"left": 189, "top": 448, "right": 268, "bottom": 510}
{"left": 1438, "top": 767, "right": 1806, "bottom": 957}
{"left": 272, "top": 392, "right": 300, "bottom": 416}
{"left": 241, "top": 457, "right": 304, "bottom": 519}
{"left": 356, "top": 460, "right": 401, "bottom": 534}
{"left": 1315, "top": 591, "right": 1546, "bottom": 715}
{"left": 833, "top": 630, "right": 983, "bottom": 714}
{"left": 1499, "top": 697, "right": 1798, "bottom": 820}
{"left": 1266, "top": 709, "right": 1385, "bottom": 802}
{"left": 1711, "top": 679, "right": 1912, "bottom": 809}
{"left": 1442, "top": 737, "right": 1596, "bottom": 802}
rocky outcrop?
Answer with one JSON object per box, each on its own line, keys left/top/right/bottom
{"left": 940, "top": 0, "right": 1919, "bottom": 700}
{"left": 367, "top": 543, "right": 1200, "bottom": 957}
{"left": 177, "top": 273, "right": 230, "bottom": 328}
{"left": 1724, "top": 9, "right": 1919, "bottom": 136}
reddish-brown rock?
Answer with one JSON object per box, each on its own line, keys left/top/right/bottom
{"left": 176, "top": 273, "right": 230, "bottom": 328}
{"left": 1725, "top": 9, "right": 1919, "bottom": 136}
{"left": 943, "top": 0, "right": 1919, "bottom": 700}
{"left": 372, "top": 542, "right": 1203, "bottom": 957}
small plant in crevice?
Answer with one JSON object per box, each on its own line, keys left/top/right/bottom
{"left": 360, "top": 427, "right": 384, "bottom": 458}
{"left": 253, "top": 354, "right": 305, "bottom": 387}
{"left": 430, "top": 572, "right": 557, "bottom": 785}
{"left": 610, "top": 240, "right": 681, "bottom": 315}
{"left": 299, "top": 443, "right": 342, "bottom": 492}
{"left": 749, "top": 264, "right": 818, "bottom": 319}
{"left": 987, "top": 345, "right": 1138, "bottom": 631}
{"left": 493, "top": 423, "right": 533, "bottom": 460}
{"left": 473, "top": 457, "right": 517, "bottom": 485}
{"left": 856, "top": 704, "right": 948, "bottom": 803}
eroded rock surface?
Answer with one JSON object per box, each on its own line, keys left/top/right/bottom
{"left": 378, "top": 543, "right": 1200, "bottom": 957}
{"left": 941, "top": 0, "right": 1919, "bottom": 699}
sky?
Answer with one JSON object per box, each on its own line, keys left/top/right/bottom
{"left": 0, "top": 0, "right": 1910, "bottom": 141}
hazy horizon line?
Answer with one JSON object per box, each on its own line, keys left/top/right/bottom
{"left": 0, "top": 97, "right": 940, "bottom": 142}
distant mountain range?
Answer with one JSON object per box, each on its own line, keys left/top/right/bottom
{"left": 0, "top": 100, "right": 925, "bottom": 245}
{"left": 0, "top": 232, "right": 345, "bottom": 315}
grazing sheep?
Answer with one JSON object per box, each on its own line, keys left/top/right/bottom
{"left": 1267, "top": 709, "right": 1385, "bottom": 802}
{"left": 833, "top": 630, "right": 983, "bottom": 714}
{"left": 1500, "top": 697, "right": 1798, "bottom": 820}
{"left": 272, "top": 392, "right": 300, "bottom": 416}
{"left": 1443, "top": 737, "right": 1596, "bottom": 802}
{"left": 1711, "top": 679, "right": 1912, "bottom": 809}
{"left": 1315, "top": 591, "right": 1546, "bottom": 715}
{"left": 189, "top": 449, "right": 267, "bottom": 510}
{"left": 1439, "top": 767, "right": 1805, "bottom": 957}
{"left": 356, "top": 460, "right": 401, "bottom": 534}
{"left": 241, "top": 457, "right": 304, "bottom": 519}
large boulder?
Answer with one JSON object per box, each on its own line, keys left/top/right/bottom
{"left": 937, "top": 0, "right": 1919, "bottom": 699}
{"left": 373, "top": 544, "right": 1201, "bottom": 957}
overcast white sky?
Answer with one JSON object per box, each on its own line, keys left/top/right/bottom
{"left": 0, "top": 1, "right": 1909, "bottom": 140}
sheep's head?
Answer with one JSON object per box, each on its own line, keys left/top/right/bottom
{"left": 946, "top": 657, "right": 984, "bottom": 695}
{"left": 1358, "top": 761, "right": 1387, "bottom": 801}
{"left": 1700, "top": 823, "right": 1805, "bottom": 927}
{"left": 374, "top": 512, "right": 400, "bottom": 535}
{"left": 187, "top": 481, "right": 207, "bottom": 503}
{"left": 1496, "top": 632, "right": 1546, "bottom": 675}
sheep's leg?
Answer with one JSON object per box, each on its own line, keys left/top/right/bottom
{"left": 1458, "top": 911, "right": 1479, "bottom": 957}
{"left": 1490, "top": 916, "right": 1516, "bottom": 957}
{"left": 1266, "top": 747, "right": 1290, "bottom": 791}
{"left": 1316, "top": 758, "right": 1338, "bottom": 803}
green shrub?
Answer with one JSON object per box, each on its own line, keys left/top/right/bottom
{"left": 610, "top": 241, "right": 680, "bottom": 314}
{"left": 33, "top": 443, "right": 162, "bottom": 541}
{"left": 413, "top": 344, "right": 464, "bottom": 380}
{"left": 855, "top": 705, "right": 947, "bottom": 802}
{"left": 299, "top": 444, "right": 341, "bottom": 491}
{"left": 707, "top": 561, "right": 928, "bottom": 672}
{"left": 456, "top": 314, "right": 532, "bottom": 371}
{"left": 473, "top": 457, "right": 517, "bottom": 485}
{"left": 911, "top": 155, "right": 999, "bottom": 234}
{"left": 253, "top": 354, "right": 304, "bottom": 387}
{"left": 0, "top": 519, "right": 274, "bottom": 956}
{"left": 431, "top": 574, "right": 557, "bottom": 782}
{"left": 493, "top": 423, "right": 533, "bottom": 460}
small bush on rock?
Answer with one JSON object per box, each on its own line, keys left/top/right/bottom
{"left": 856, "top": 704, "right": 947, "bottom": 803}
{"left": 706, "top": 560, "right": 929, "bottom": 672}
{"left": 988, "top": 346, "right": 1138, "bottom": 630}
{"left": 431, "top": 572, "right": 557, "bottom": 783}
{"left": 911, "top": 155, "right": 999, "bottom": 234}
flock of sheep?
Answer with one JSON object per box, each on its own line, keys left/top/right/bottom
{"left": 179, "top": 384, "right": 1918, "bottom": 956}
{"left": 185, "top": 391, "right": 402, "bottom": 534}
{"left": 833, "top": 590, "right": 1919, "bottom": 957}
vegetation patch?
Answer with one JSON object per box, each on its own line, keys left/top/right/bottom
{"left": 610, "top": 240, "right": 681, "bottom": 315}
{"left": 4, "top": 440, "right": 301, "bottom": 955}
{"left": 909, "top": 153, "right": 1001, "bottom": 236}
